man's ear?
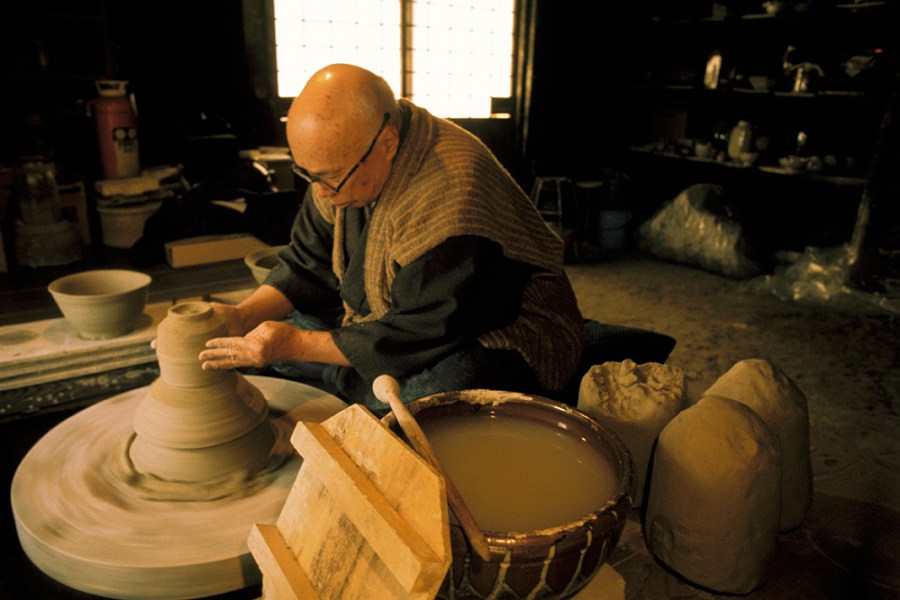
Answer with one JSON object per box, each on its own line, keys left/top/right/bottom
{"left": 381, "top": 124, "right": 400, "bottom": 162}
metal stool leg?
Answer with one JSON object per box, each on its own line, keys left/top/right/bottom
{"left": 531, "top": 175, "right": 579, "bottom": 260}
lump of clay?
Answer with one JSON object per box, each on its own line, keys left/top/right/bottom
{"left": 130, "top": 301, "right": 274, "bottom": 483}
{"left": 577, "top": 359, "right": 685, "bottom": 506}
{"left": 703, "top": 358, "right": 811, "bottom": 531}
{"left": 645, "top": 395, "right": 781, "bottom": 594}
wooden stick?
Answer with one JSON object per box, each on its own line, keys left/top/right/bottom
{"left": 373, "top": 375, "right": 492, "bottom": 561}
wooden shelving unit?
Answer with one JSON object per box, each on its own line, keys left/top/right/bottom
{"left": 620, "top": 0, "right": 898, "bottom": 252}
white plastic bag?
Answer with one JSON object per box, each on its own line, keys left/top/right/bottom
{"left": 637, "top": 184, "right": 763, "bottom": 279}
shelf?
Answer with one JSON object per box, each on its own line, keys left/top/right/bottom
{"left": 638, "top": 1, "right": 897, "bottom": 28}
{"left": 0, "top": 248, "right": 258, "bottom": 328}
{"left": 0, "top": 10, "right": 105, "bottom": 23}
{"left": 834, "top": 1, "right": 887, "bottom": 10}
{"left": 634, "top": 84, "right": 883, "bottom": 101}
{"left": 622, "top": 1, "right": 892, "bottom": 254}
{"left": 1, "top": 72, "right": 109, "bottom": 83}
{"left": 628, "top": 148, "right": 867, "bottom": 187}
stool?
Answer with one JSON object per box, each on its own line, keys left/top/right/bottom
{"left": 530, "top": 176, "right": 579, "bottom": 243}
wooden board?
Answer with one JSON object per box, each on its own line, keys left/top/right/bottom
{"left": 249, "top": 404, "right": 451, "bottom": 599}
{"left": 0, "top": 290, "right": 253, "bottom": 392}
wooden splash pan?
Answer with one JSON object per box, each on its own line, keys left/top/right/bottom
{"left": 249, "top": 403, "right": 452, "bottom": 599}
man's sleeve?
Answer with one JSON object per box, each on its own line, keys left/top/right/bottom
{"left": 264, "top": 193, "right": 342, "bottom": 313}
{"left": 331, "top": 235, "right": 535, "bottom": 381}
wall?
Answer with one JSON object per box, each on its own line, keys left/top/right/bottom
{"left": 107, "top": 1, "right": 636, "bottom": 187}
{"left": 104, "top": 1, "right": 275, "bottom": 182}
{"left": 1, "top": 1, "right": 272, "bottom": 185}
{"left": 524, "top": 2, "right": 634, "bottom": 182}
{"left": 2, "top": 1, "right": 636, "bottom": 188}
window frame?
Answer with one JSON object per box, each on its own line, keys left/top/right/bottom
{"left": 241, "top": 0, "right": 536, "bottom": 178}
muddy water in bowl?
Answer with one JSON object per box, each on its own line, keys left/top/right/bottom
{"left": 384, "top": 390, "right": 635, "bottom": 600}
{"left": 422, "top": 412, "right": 618, "bottom": 533}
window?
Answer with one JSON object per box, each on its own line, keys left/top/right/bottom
{"left": 272, "top": 0, "right": 515, "bottom": 119}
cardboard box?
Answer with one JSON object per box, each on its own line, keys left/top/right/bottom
{"left": 165, "top": 234, "right": 268, "bottom": 268}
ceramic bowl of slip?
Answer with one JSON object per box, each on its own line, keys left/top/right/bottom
{"left": 48, "top": 269, "right": 151, "bottom": 340}
{"left": 244, "top": 245, "right": 287, "bottom": 285}
{"left": 382, "top": 390, "right": 635, "bottom": 600}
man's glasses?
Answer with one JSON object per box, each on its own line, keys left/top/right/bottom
{"left": 291, "top": 112, "right": 391, "bottom": 194}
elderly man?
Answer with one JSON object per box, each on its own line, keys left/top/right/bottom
{"left": 199, "top": 63, "right": 584, "bottom": 411}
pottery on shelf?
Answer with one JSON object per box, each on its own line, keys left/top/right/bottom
{"left": 48, "top": 269, "right": 151, "bottom": 340}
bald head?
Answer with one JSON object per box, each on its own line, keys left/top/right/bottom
{"left": 286, "top": 64, "right": 401, "bottom": 206}
{"left": 287, "top": 64, "right": 398, "bottom": 165}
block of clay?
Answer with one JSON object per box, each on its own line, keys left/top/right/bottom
{"left": 577, "top": 359, "right": 685, "bottom": 505}
{"left": 645, "top": 395, "right": 781, "bottom": 594}
{"left": 703, "top": 358, "right": 812, "bottom": 531}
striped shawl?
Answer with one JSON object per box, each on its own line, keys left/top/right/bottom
{"left": 311, "top": 100, "right": 583, "bottom": 390}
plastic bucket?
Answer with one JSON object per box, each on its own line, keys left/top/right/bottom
{"left": 599, "top": 210, "right": 633, "bottom": 250}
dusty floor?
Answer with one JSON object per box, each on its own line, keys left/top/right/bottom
{"left": 567, "top": 251, "right": 899, "bottom": 599}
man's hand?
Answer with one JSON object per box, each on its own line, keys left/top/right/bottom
{"left": 199, "top": 321, "right": 301, "bottom": 370}
{"left": 209, "top": 301, "right": 247, "bottom": 336}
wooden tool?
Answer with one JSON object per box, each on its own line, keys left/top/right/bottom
{"left": 373, "top": 374, "right": 493, "bottom": 561}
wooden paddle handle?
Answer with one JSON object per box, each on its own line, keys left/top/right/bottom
{"left": 373, "top": 375, "right": 492, "bottom": 561}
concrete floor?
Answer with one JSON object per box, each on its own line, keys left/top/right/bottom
{"left": 2, "top": 251, "right": 898, "bottom": 598}
{"left": 567, "top": 251, "right": 899, "bottom": 599}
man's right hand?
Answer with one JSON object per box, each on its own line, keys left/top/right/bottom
{"left": 199, "top": 321, "right": 351, "bottom": 371}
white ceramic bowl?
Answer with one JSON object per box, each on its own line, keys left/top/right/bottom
{"left": 48, "top": 269, "right": 151, "bottom": 339}
{"left": 244, "top": 245, "right": 287, "bottom": 285}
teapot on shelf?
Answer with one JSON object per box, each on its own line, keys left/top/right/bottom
{"left": 782, "top": 45, "right": 825, "bottom": 93}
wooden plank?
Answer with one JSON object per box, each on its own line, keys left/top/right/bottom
{"left": 319, "top": 404, "right": 450, "bottom": 561}
{"left": 0, "top": 290, "right": 254, "bottom": 393}
{"left": 0, "top": 343, "right": 154, "bottom": 378}
{"left": 291, "top": 421, "right": 443, "bottom": 593}
{"left": 248, "top": 524, "right": 318, "bottom": 600}
{"left": 262, "top": 404, "right": 450, "bottom": 599}
{"left": 0, "top": 347, "right": 156, "bottom": 391}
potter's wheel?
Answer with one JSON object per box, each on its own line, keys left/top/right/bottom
{"left": 11, "top": 376, "right": 346, "bottom": 599}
